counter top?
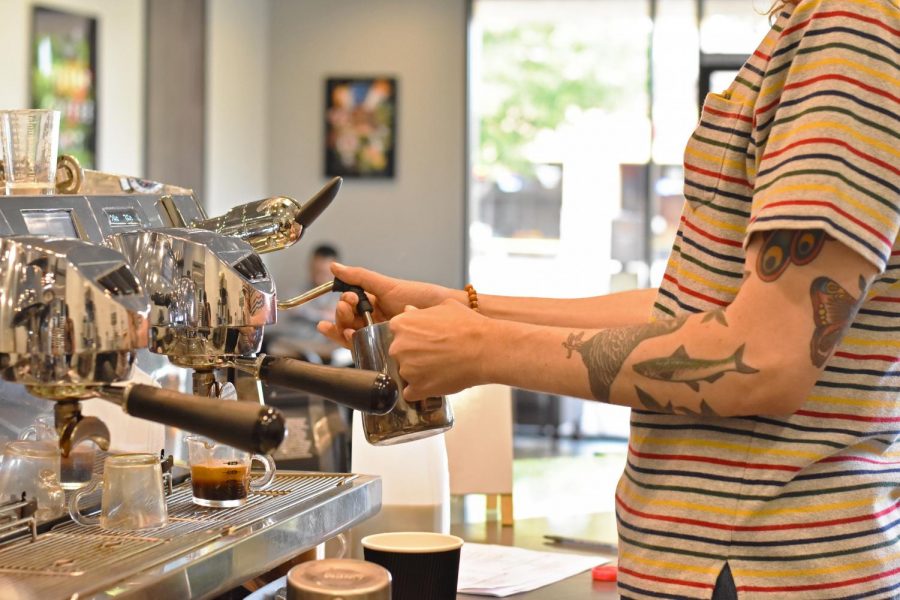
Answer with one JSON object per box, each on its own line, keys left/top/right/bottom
{"left": 452, "top": 512, "right": 619, "bottom": 600}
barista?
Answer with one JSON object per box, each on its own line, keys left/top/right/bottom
{"left": 319, "top": 1, "right": 900, "bottom": 597}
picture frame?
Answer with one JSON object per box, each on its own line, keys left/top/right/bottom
{"left": 31, "top": 6, "right": 98, "bottom": 169}
{"left": 324, "top": 77, "right": 397, "bottom": 178}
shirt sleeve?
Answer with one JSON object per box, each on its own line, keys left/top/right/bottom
{"left": 745, "top": 0, "right": 900, "bottom": 272}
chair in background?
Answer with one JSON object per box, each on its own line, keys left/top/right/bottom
{"left": 445, "top": 384, "right": 515, "bottom": 526}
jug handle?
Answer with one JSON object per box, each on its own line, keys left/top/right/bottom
{"left": 68, "top": 477, "right": 101, "bottom": 526}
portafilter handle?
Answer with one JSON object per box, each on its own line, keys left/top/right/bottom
{"left": 98, "top": 384, "right": 285, "bottom": 454}
{"left": 235, "top": 355, "right": 398, "bottom": 415}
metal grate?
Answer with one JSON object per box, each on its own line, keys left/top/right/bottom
{"left": 0, "top": 472, "right": 351, "bottom": 596}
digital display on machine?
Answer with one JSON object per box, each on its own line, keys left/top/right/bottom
{"left": 20, "top": 209, "right": 79, "bottom": 238}
{"left": 104, "top": 207, "right": 142, "bottom": 227}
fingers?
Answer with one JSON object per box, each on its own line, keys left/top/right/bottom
{"left": 331, "top": 262, "right": 390, "bottom": 295}
{"left": 316, "top": 320, "right": 351, "bottom": 349}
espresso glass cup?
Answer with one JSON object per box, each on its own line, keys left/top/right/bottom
{"left": 0, "top": 440, "right": 65, "bottom": 520}
{"left": 186, "top": 436, "right": 275, "bottom": 508}
{"left": 19, "top": 415, "right": 95, "bottom": 490}
{"left": 361, "top": 532, "right": 463, "bottom": 600}
{"left": 0, "top": 109, "right": 60, "bottom": 195}
{"left": 69, "top": 453, "right": 167, "bottom": 531}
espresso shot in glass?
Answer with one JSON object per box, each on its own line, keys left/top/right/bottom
{"left": 186, "top": 436, "right": 275, "bottom": 508}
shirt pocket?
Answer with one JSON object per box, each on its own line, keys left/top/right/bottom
{"left": 683, "top": 93, "right": 753, "bottom": 211}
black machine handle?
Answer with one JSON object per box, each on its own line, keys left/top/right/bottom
{"left": 259, "top": 355, "right": 397, "bottom": 415}
{"left": 333, "top": 278, "right": 374, "bottom": 316}
{"left": 296, "top": 177, "right": 342, "bottom": 229}
{"left": 122, "top": 384, "right": 285, "bottom": 454}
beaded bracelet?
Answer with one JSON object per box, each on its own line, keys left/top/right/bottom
{"left": 464, "top": 284, "right": 480, "bottom": 313}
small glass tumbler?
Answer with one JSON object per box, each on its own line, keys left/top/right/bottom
{"left": 186, "top": 436, "right": 276, "bottom": 508}
{"left": 0, "top": 109, "right": 60, "bottom": 195}
{"left": 19, "top": 414, "right": 95, "bottom": 490}
{"left": 69, "top": 453, "right": 168, "bottom": 531}
{"left": 0, "top": 440, "right": 65, "bottom": 520}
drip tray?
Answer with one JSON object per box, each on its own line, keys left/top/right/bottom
{"left": 0, "top": 471, "right": 381, "bottom": 600}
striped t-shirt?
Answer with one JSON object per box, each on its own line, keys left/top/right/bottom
{"left": 617, "top": 0, "right": 900, "bottom": 598}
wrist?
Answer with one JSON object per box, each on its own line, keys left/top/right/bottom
{"left": 472, "top": 314, "right": 503, "bottom": 387}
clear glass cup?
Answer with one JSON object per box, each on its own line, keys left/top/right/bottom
{"left": 0, "top": 440, "right": 65, "bottom": 520}
{"left": 68, "top": 453, "right": 168, "bottom": 530}
{"left": 186, "top": 435, "right": 276, "bottom": 508}
{"left": 19, "top": 414, "right": 95, "bottom": 490}
{"left": 0, "top": 109, "right": 60, "bottom": 195}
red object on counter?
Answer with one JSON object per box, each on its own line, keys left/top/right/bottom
{"left": 592, "top": 564, "right": 618, "bottom": 582}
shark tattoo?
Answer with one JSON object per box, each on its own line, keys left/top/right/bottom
{"left": 632, "top": 344, "right": 758, "bottom": 391}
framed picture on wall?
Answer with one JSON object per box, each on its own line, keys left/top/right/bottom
{"left": 31, "top": 7, "right": 98, "bottom": 169}
{"left": 324, "top": 77, "right": 397, "bottom": 178}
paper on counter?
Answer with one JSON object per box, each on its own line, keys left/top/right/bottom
{"left": 457, "top": 543, "right": 609, "bottom": 597}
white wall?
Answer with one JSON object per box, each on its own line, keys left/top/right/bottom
{"left": 265, "top": 0, "right": 467, "bottom": 294}
{"left": 0, "top": 0, "right": 145, "bottom": 175}
{"left": 205, "top": 0, "right": 271, "bottom": 217}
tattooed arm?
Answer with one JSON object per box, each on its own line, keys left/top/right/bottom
{"left": 390, "top": 230, "right": 878, "bottom": 416}
{"left": 467, "top": 287, "right": 658, "bottom": 329}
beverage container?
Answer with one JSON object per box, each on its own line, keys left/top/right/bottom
{"left": 68, "top": 453, "right": 168, "bottom": 530}
{"left": 351, "top": 321, "right": 453, "bottom": 445}
{"left": 186, "top": 435, "right": 275, "bottom": 507}
{"left": 285, "top": 558, "right": 391, "bottom": 600}
{"left": 19, "top": 414, "right": 95, "bottom": 490}
{"left": 362, "top": 532, "right": 463, "bottom": 600}
{"left": 0, "top": 109, "right": 60, "bottom": 195}
{"left": 0, "top": 440, "right": 65, "bottom": 520}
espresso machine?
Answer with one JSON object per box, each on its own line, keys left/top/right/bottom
{"left": 0, "top": 167, "right": 395, "bottom": 599}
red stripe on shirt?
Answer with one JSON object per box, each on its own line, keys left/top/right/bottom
{"left": 796, "top": 409, "right": 900, "bottom": 423}
{"left": 663, "top": 274, "right": 731, "bottom": 307}
{"left": 616, "top": 495, "right": 900, "bottom": 533}
{"left": 737, "top": 565, "right": 900, "bottom": 593}
{"left": 629, "top": 444, "right": 800, "bottom": 472}
{"left": 618, "top": 566, "right": 715, "bottom": 590}
{"left": 755, "top": 74, "right": 900, "bottom": 117}
{"left": 749, "top": 199, "right": 893, "bottom": 247}
{"left": 781, "top": 10, "right": 900, "bottom": 38}
{"left": 685, "top": 162, "right": 752, "bottom": 189}
{"left": 833, "top": 351, "right": 900, "bottom": 363}
{"left": 704, "top": 105, "right": 754, "bottom": 124}
{"left": 680, "top": 216, "right": 744, "bottom": 247}
{"left": 761, "top": 136, "right": 900, "bottom": 178}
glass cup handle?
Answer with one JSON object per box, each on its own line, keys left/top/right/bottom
{"left": 18, "top": 426, "right": 37, "bottom": 441}
{"left": 67, "top": 476, "right": 101, "bottom": 526}
{"left": 249, "top": 454, "right": 276, "bottom": 491}
{"left": 332, "top": 532, "right": 347, "bottom": 559}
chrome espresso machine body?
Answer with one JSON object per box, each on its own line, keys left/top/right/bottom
{"left": 0, "top": 171, "right": 393, "bottom": 599}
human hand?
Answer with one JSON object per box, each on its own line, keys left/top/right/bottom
{"left": 388, "top": 299, "right": 489, "bottom": 400}
{"left": 316, "top": 263, "right": 458, "bottom": 347}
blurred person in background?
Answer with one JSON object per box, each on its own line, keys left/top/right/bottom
{"left": 268, "top": 244, "right": 350, "bottom": 365}
{"left": 319, "top": 0, "right": 899, "bottom": 598}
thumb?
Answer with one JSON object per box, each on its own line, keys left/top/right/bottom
{"left": 331, "top": 263, "right": 390, "bottom": 294}
{"left": 403, "top": 305, "right": 419, "bottom": 312}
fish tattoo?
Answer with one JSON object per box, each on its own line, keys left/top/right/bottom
{"left": 632, "top": 344, "right": 758, "bottom": 391}
{"left": 635, "top": 386, "right": 721, "bottom": 417}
